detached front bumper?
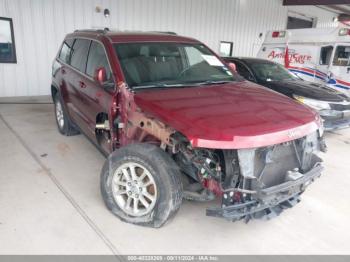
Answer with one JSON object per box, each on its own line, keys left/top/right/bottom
{"left": 321, "top": 110, "right": 350, "bottom": 131}
{"left": 206, "top": 163, "right": 323, "bottom": 221}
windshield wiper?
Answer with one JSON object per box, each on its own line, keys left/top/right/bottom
{"left": 132, "top": 80, "right": 233, "bottom": 90}
{"left": 132, "top": 83, "right": 187, "bottom": 90}
{"left": 193, "top": 80, "right": 233, "bottom": 85}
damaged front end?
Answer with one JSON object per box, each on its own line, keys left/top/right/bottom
{"left": 172, "top": 131, "right": 326, "bottom": 222}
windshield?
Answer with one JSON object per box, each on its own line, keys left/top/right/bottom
{"left": 250, "top": 62, "right": 298, "bottom": 82}
{"left": 333, "top": 45, "right": 350, "bottom": 66}
{"left": 114, "top": 42, "right": 236, "bottom": 88}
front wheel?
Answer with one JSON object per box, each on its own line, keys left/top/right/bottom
{"left": 100, "top": 143, "right": 183, "bottom": 228}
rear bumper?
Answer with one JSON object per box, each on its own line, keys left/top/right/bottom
{"left": 206, "top": 164, "right": 323, "bottom": 221}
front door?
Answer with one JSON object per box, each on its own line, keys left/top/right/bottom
{"left": 327, "top": 44, "right": 350, "bottom": 94}
{"left": 316, "top": 45, "right": 334, "bottom": 85}
{"left": 80, "top": 40, "right": 116, "bottom": 153}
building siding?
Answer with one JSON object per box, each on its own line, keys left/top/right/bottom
{"left": 0, "top": 0, "right": 337, "bottom": 97}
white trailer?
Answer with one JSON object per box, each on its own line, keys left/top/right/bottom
{"left": 257, "top": 27, "right": 350, "bottom": 95}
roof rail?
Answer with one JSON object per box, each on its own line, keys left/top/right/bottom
{"left": 74, "top": 28, "right": 110, "bottom": 34}
{"left": 151, "top": 31, "right": 177, "bottom": 35}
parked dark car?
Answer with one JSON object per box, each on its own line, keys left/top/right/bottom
{"left": 224, "top": 57, "right": 350, "bottom": 131}
{"left": 51, "top": 29, "right": 326, "bottom": 227}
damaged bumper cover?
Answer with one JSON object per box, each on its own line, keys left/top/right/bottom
{"left": 206, "top": 163, "right": 323, "bottom": 221}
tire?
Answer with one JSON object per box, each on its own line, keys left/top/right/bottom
{"left": 100, "top": 143, "right": 183, "bottom": 228}
{"left": 53, "top": 93, "right": 80, "bottom": 136}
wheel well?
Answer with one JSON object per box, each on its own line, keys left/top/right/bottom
{"left": 51, "top": 85, "right": 58, "bottom": 100}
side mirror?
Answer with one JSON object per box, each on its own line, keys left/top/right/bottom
{"left": 94, "top": 67, "right": 107, "bottom": 85}
{"left": 228, "top": 62, "right": 237, "bottom": 72}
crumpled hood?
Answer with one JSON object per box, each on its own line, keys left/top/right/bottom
{"left": 133, "top": 81, "right": 320, "bottom": 149}
{"left": 265, "top": 79, "right": 350, "bottom": 102}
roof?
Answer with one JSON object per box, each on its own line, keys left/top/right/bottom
{"left": 263, "top": 27, "right": 350, "bottom": 45}
{"left": 67, "top": 29, "right": 199, "bottom": 44}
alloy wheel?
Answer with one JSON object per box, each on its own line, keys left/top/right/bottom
{"left": 111, "top": 162, "right": 158, "bottom": 217}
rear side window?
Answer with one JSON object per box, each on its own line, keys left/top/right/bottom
{"left": 58, "top": 38, "right": 74, "bottom": 64}
{"left": 320, "top": 46, "right": 333, "bottom": 65}
{"left": 86, "top": 41, "right": 111, "bottom": 80}
{"left": 70, "top": 39, "right": 91, "bottom": 72}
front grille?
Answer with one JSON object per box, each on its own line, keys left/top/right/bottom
{"left": 253, "top": 142, "right": 300, "bottom": 188}
{"left": 237, "top": 132, "right": 319, "bottom": 190}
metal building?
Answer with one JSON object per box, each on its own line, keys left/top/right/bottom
{"left": 0, "top": 0, "right": 338, "bottom": 96}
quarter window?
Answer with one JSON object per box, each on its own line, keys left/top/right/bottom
{"left": 58, "top": 38, "right": 74, "bottom": 64}
{"left": 86, "top": 41, "right": 111, "bottom": 80}
{"left": 333, "top": 46, "right": 350, "bottom": 66}
{"left": 70, "top": 39, "right": 91, "bottom": 72}
{"left": 320, "top": 46, "right": 333, "bottom": 65}
{"left": 235, "top": 62, "right": 255, "bottom": 81}
{"left": 0, "top": 17, "right": 17, "bottom": 63}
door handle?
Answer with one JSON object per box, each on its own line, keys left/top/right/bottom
{"left": 79, "top": 81, "right": 86, "bottom": 88}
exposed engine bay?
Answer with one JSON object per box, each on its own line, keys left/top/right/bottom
{"left": 170, "top": 131, "right": 326, "bottom": 222}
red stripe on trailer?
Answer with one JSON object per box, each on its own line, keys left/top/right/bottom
{"left": 337, "top": 79, "right": 350, "bottom": 87}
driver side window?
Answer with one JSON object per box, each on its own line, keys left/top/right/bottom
{"left": 235, "top": 62, "right": 255, "bottom": 81}
{"left": 320, "top": 46, "right": 333, "bottom": 65}
{"left": 184, "top": 46, "right": 204, "bottom": 66}
{"left": 333, "top": 46, "right": 350, "bottom": 66}
{"left": 86, "top": 41, "right": 112, "bottom": 80}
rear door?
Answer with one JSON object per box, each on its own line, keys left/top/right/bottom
{"left": 316, "top": 45, "right": 334, "bottom": 84}
{"left": 328, "top": 44, "right": 350, "bottom": 93}
{"left": 55, "top": 38, "right": 74, "bottom": 110}
{"left": 284, "top": 44, "right": 317, "bottom": 83}
{"left": 257, "top": 45, "right": 285, "bottom": 65}
{"left": 259, "top": 44, "right": 321, "bottom": 83}
{"left": 65, "top": 38, "right": 91, "bottom": 130}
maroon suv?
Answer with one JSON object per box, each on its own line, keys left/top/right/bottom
{"left": 51, "top": 29, "right": 326, "bottom": 227}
